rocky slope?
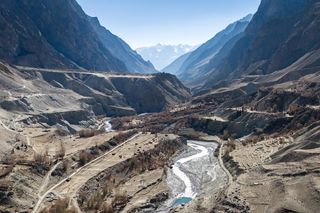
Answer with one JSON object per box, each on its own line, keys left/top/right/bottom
{"left": 88, "top": 17, "right": 157, "bottom": 74}
{"left": 0, "top": 63, "right": 190, "bottom": 131}
{"left": 0, "top": 0, "right": 155, "bottom": 73}
{"left": 1, "top": 0, "right": 320, "bottom": 212}
{"left": 179, "top": 3, "right": 320, "bottom": 211}
{"left": 161, "top": 52, "right": 192, "bottom": 75}
{"left": 203, "top": 0, "right": 320, "bottom": 89}
{"left": 163, "top": 15, "right": 252, "bottom": 90}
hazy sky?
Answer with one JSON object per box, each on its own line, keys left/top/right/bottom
{"left": 76, "top": 0, "right": 261, "bottom": 49}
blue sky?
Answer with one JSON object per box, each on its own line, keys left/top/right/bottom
{"left": 77, "top": 0, "right": 261, "bottom": 49}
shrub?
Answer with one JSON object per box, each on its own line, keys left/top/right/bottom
{"left": 79, "top": 151, "right": 93, "bottom": 166}
{"left": 78, "top": 129, "right": 96, "bottom": 138}
{"left": 32, "top": 151, "right": 50, "bottom": 174}
{"left": 100, "top": 203, "right": 114, "bottom": 213}
{"left": 115, "top": 131, "right": 137, "bottom": 142}
{"left": 54, "top": 128, "right": 69, "bottom": 136}
{"left": 227, "top": 140, "right": 236, "bottom": 150}
{"left": 222, "top": 129, "right": 231, "bottom": 140}
{"left": 0, "top": 180, "right": 13, "bottom": 204}
{"left": 108, "top": 130, "right": 137, "bottom": 147}
{"left": 110, "top": 118, "right": 123, "bottom": 130}
{"left": 112, "top": 193, "right": 128, "bottom": 211}
{"left": 0, "top": 152, "right": 15, "bottom": 178}
{"left": 40, "top": 198, "right": 77, "bottom": 213}
{"left": 87, "top": 192, "right": 103, "bottom": 210}
{"left": 56, "top": 142, "right": 66, "bottom": 159}
{"left": 288, "top": 104, "right": 301, "bottom": 115}
{"left": 102, "top": 184, "right": 112, "bottom": 197}
{"left": 0, "top": 165, "right": 13, "bottom": 178}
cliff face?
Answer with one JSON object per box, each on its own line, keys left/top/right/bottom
{"left": 88, "top": 17, "right": 157, "bottom": 74}
{"left": 110, "top": 73, "right": 191, "bottom": 113}
{"left": 203, "top": 0, "right": 319, "bottom": 89}
{"left": 0, "top": 64, "right": 190, "bottom": 118}
{"left": 0, "top": 0, "right": 148, "bottom": 72}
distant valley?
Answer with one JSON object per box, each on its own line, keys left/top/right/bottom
{"left": 0, "top": 0, "right": 320, "bottom": 213}
{"left": 136, "top": 44, "right": 198, "bottom": 71}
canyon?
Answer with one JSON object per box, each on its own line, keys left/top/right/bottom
{"left": 0, "top": 0, "right": 320, "bottom": 212}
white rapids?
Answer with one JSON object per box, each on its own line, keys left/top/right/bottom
{"left": 104, "top": 120, "right": 114, "bottom": 132}
{"left": 172, "top": 142, "right": 209, "bottom": 199}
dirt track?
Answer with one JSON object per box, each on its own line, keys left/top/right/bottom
{"left": 33, "top": 132, "right": 175, "bottom": 212}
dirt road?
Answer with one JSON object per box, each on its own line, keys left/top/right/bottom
{"left": 33, "top": 132, "right": 166, "bottom": 212}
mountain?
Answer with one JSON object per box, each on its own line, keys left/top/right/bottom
{"left": 0, "top": 62, "right": 190, "bottom": 119}
{"left": 136, "top": 44, "right": 197, "bottom": 70}
{"left": 190, "top": 1, "right": 320, "bottom": 211}
{"left": 203, "top": 0, "right": 319, "bottom": 89}
{"left": 88, "top": 17, "right": 157, "bottom": 74}
{"left": 163, "top": 14, "right": 252, "bottom": 89}
{"left": 161, "top": 52, "right": 192, "bottom": 75}
{"left": 0, "top": 0, "right": 155, "bottom": 73}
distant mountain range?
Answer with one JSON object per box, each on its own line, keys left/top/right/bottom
{"left": 0, "top": 0, "right": 156, "bottom": 73}
{"left": 163, "top": 14, "right": 253, "bottom": 89}
{"left": 136, "top": 44, "right": 198, "bottom": 70}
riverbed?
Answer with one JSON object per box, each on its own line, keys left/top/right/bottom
{"left": 104, "top": 120, "right": 113, "bottom": 132}
{"left": 158, "top": 140, "right": 227, "bottom": 212}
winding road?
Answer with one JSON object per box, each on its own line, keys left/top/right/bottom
{"left": 32, "top": 132, "right": 144, "bottom": 213}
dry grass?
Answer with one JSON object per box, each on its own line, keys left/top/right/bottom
{"left": 100, "top": 202, "right": 114, "bottom": 213}
{"left": 222, "top": 130, "right": 232, "bottom": 140}
{"left": 223, "top": 140, "right": 238, "bottom": 167}
{"left": 77, "top": 131, "right": 138, "bottom": 166}
{"left": 0, "top": 180, "right": 13, "bottom": 203}
{"left": 79, "top": 150, "right": 93, "bottom": 166}
{"left": 0, "top": 165, "right": 13, "bottom": 178}
{"left": 241, "top": 135, "right": 266, "bottom": 146}
{"left": 1, "top": 151, "right": 15, "bottom": 165}
{"left": 112, "top": 192, "right": 128, "bottom": 210}
{"left": 32, "top": 150, "right": 51, "bottom": 174}
{"left": 40, "top": 198, "right": 77, "bottom": 213}
{"left": 108, "top": 130, "right": 137, "bottom": 145}
{"left": 78, "top": 137, "right": 185, "bottom": 212}
{"left": 54, "top": 128, "right": 69, "bottom": 136}
{"left": 288, "top": 103, "right": 301, "bottom": 115}
{"left": 85, "top": 191, "right": 128, "bottom": 212}
{"left": 110, "top": 118, "right": 125, "bottom": 130}
{"left": 78, "top": 129, "right": 97, "bottom": 138}
{"left": 34, "top": 153, "right": 50, "bottom": 165}
{"left": 56, "top": 142, "right": 66, "bottom": 159}
{"left": 87, "top": 192, "right": 104, "bottom": 210}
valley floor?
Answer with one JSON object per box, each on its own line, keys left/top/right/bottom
{"left": 1, "top": 63, "right": 320, "bottom": 213}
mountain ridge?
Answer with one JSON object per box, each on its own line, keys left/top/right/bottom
{"left": 163, "top": 14, "right": 252, "bottom": 89}
{"left": 88, "top": 16, "right": 157, "bottom": 74}
{"left": 0, "top": 0, "right": 156, "bottom": 74}
{"left": 202, "top": 0, "right": 318, "bottom": 89}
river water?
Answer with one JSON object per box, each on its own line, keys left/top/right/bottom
{"left": 104, "top": 120, "right": 113, "bottom": 132}
{"left": 158, "top": 140, "right": 226, "bottom": 212}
